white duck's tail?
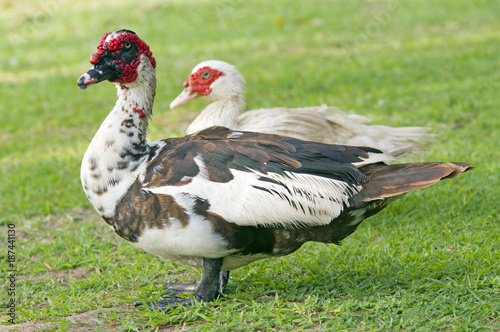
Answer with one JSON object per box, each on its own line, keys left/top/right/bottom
{"left": 319, "top": 105, "right": 434, "bottom": 158}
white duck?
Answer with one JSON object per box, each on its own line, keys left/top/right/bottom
{"left": 78, "top": 30, "right": 471, "bottom": 310}
{"left": 171, "top": 60, "right": 433, "bottom": 158}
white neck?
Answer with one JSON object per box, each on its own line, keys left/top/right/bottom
{"left": 81, "top": 56, "right": 156, "bottom": 218}
{"left": 186, "top": 95, "right": 244, "bottom": 134}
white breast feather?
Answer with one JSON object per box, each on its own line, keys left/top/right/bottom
{"left": 133, "top": 212, "right": 237, "bottom": 268}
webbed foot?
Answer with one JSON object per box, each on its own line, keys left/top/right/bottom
{"left": 135, "top": 295, "right": 195, "bottom": 311}
{"left": 163, "top": 270, "right": 229, "bottom": 294}
{"left": 135, "top": 258, "right": 227, "bottom": 311}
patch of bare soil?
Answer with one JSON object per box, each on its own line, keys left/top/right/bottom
{"left": 24, "top": 266, "right": 92, "bottom": 284}
{"left": 157, "top": 323, "right": 199, "bottom": 331}
{"left": 1, "top": 305, "right": 200, "bottom": 332}
{"left": 0, "top": 304, "right": 134, "bottom": 332}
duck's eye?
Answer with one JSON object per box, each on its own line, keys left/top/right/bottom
{"left": 124, "top": 42, "right": 132, "bottom": 49}
{"left": 201, "top": 71, "right": 210, "bottom": 79}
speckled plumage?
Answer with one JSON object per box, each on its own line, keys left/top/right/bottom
{"left": 79, "top": 31, "right": 472, "bottom": 310}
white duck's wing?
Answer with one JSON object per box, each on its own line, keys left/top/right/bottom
{"left": 140, "top": 127, "right": 393, "bottom": 229}
{"left": 237, "top": 105, "right": 434, "bottom": 158}
{"left": 237, "top": 106, "right": 332, "bottom": 142}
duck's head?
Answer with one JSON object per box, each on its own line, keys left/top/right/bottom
{"left": 170, "top": 60, "right": 245, "bottom": 109}
{"left": 77, "top": 29, "right": 156, "bottom": 90}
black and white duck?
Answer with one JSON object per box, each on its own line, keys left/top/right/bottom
{"left": 78, "top": 30, "right": 472, "bottom": 310}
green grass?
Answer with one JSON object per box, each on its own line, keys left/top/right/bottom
{"left": 1, "top": 0, "right": 499, "bottom": 330}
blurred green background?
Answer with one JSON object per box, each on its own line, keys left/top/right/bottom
{"left": 1, "top": 0, "right": 498, "bottom": 220}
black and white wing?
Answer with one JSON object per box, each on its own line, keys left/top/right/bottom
{"left": 141, "top": 127, "right": 392, "bottom": 228}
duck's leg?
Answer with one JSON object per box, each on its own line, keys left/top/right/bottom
{"left": 219, "top": 270, "right": 230, "bottom": 294}
{"left": 163, "top": 270, "right": 230, "bottom": 295}
{"left": 194, "top": 257, "right": 224, "bottom": 301}
{"left": 136, "top": 258, "right": 224, "bottom": 311}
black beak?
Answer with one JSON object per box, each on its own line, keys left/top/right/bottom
{"left": 77, "top": 57, "right": 119, "bottom": 90}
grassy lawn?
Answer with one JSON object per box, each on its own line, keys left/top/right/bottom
{"left": 1, "top": 0, "right": 499, "bottom": 330}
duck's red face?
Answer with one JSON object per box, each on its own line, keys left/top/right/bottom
{"left": 185, "top": 66, "right": 224, "bottom": 96}
{"left": 170, "top": 66, "right": 224, "bottom": 109}
{"left": 77, "top": 30, "right": 156, "bottom": 89}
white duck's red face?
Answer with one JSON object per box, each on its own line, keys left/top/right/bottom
{"left": 169, "top": 65, "right": 225, "bottom": 108}
{"left": 77, "top": 29, "right": 156, "bottom": 89}
{"left": 185, "top": 66, "right": 224, "bottom": 96}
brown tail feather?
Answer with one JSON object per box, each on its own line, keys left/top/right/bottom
{"left": 359, "top": 162, "right": 473, "bottom": 201}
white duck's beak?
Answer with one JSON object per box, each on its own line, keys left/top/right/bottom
{"left": 170, "top": 85, "right": 200, "bottom": 109}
